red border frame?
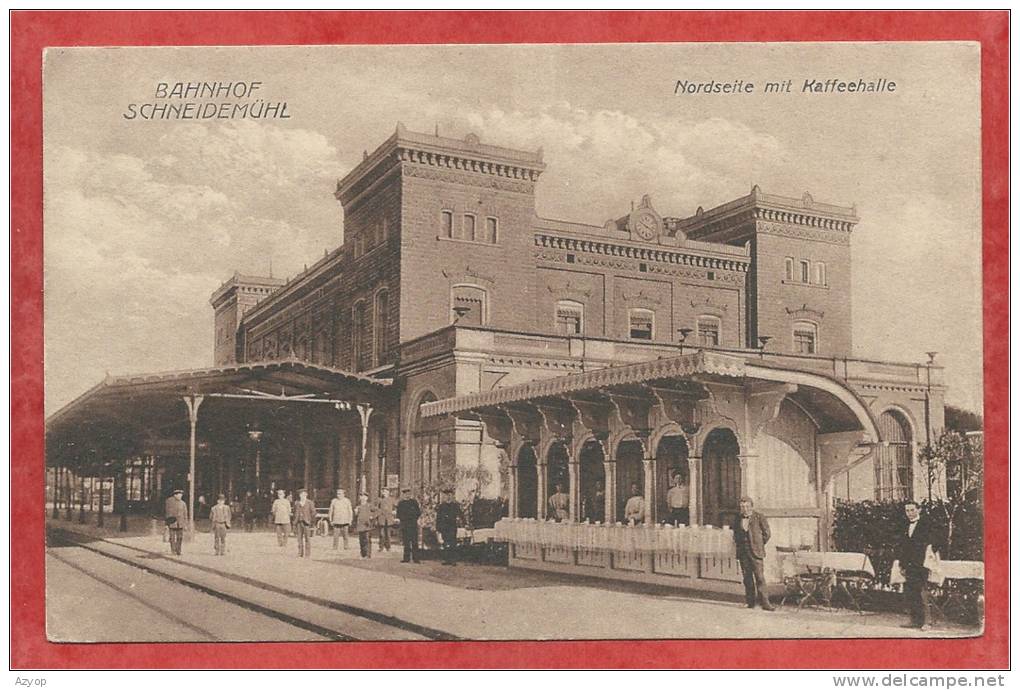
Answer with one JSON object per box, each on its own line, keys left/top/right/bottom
{"left": 11, "top": 11, "right": 1009, "bottom": 669}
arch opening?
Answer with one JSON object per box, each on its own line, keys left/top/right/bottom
{"left": 702, "top": 428, "right": 741, "bottom": 528}
{"left": 655, "top": 435, "right": 690, "bottom": 524}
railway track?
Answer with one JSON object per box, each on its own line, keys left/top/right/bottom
{"left": 47, "top": 527, "right": 460, "bottom": 642}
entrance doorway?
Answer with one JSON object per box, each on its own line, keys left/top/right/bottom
{"left": 516, "top": 445, "right": 538, "bottom": 518}
{"left": 701, "top": 428, "right": 741, "bottom": 528}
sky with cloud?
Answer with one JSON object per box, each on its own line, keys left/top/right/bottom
{"left": 43, "top": 42, "right": 983, "bottom": 414}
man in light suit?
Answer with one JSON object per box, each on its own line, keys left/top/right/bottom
{"left": 624, "top": 483, "right": 645, "bottom": 525}
{"left": 896, "top": 500, "right": 940, "bottom": 631}
{"left": 329, "top": 488, "right": 353, "bottom": 550}
{"left": 732, "top": 496, "right": 774, "bottom": 610}
{"left": 209, "top": 494, "right": 231, "bottom": 556}
{"left": 270, "top": 489, "right": 292, "bottom": 547}
{"left": 548, "top": 483, "right": 569, "bottom": 522}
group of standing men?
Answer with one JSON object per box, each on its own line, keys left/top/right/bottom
{"left": 165, "top": 484, "right": 432, "bottom": 565}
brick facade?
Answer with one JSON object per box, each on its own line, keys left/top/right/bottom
{"left": 208, "top": 125, "right": 944, "bottom": 506}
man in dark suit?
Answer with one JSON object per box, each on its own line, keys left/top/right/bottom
{"left": 436, "top": 488, "right": 463, "bottom": 565}
{"left": 396, "top": 487, "right": 422, "bottom": 563}
{"left": 732, "top": 496, "right": 774, "bottom": 610}
{"left": 896, "top": 500, "right": 939, "bottom": 631}
{"left": 293, "top": 488, "right": 316, "bottom": 559}
{"left": 164, "top": 488, "right": 188, "bottom": 556}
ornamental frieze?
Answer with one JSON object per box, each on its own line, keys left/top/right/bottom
{"left": 402, "top": 163, "right": 535, "bottom": 194}
{"left": 756, "top": 221, "right": 851, "bottom": 246}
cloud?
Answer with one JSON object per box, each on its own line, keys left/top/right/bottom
{"left": 44, "top": 122, "right": 342, "bottom": 412}
{"left": 424, "top": 101, "right": 787, "bottom": 222}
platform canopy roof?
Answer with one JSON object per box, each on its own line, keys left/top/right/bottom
{"left": 46, "top": 359, "right": 393, "bottom": 459}
{"left": 420, "top": 350, "right": 880, "bottom": 442}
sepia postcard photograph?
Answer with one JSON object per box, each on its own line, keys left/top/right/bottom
{"left": 12, "top": 12, "right": 1007, "bottom": 671}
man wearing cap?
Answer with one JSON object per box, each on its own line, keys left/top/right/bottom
{"left": 210, "top": 494, "right": 232, "bottom": 556}
{"left": 270, "top": 488, "right": 292, "bottom": 547}
{"left": 293, "top": 488, "right": 316, "bottom": 558}
{"left": 328, "top": 488, "right": 353, "bottom": 550}
{"left": 396, "top": 487, "right": 422, "bottom": 563}
{"left": 435, "top": 488, "right": 463, "bottom": 566}
{"left": 164, "top": 489, "right": 188, "bottom": 556}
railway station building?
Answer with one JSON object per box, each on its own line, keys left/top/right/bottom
{"left": 46, "top": 124, "right": 946, "bottom": 558}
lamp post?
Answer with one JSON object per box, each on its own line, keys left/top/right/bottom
{"left": 757, "top": 335, "right": 772, "bottom": 359}
{"left": 247, "top": 427, "right": 263, "bottom": 494}
{"left": 923, "top": 351, "right": 937, "bottom": 502}
{"left": 677, "top": 327, "right": 693, "bottom": 355}
{"left": 452, "top": 305, "right": 471, "bottom": 323}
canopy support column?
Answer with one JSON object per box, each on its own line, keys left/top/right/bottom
{"left": 65, "top": 467, "right": 73, "bottom": 521}
{"left": 184, "top": 395, "right": 204, "bottom": 534}
{"left": 51, "top": 467, "right": 60, "bottom": 520}
{"left": 78, "top": 470, "right": 86, "bottom": 524}
{"left": 356, "top": 403, "right": 373, "bottom": 496}
{"left": 687, "top": 456, "right": 701, "bottom": 526}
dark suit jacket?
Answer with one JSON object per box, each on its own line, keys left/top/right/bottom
{"left": 732, "top": 511, "right": 771, "bottom": 560}
{"left": 436, "top": 501, "right": 463, "bottom": 534}
{"left": 896, "top": 517, "right": 939, "bottom": 569}
{"left": 293, "top": 499, "right": 316, "bottom": 526}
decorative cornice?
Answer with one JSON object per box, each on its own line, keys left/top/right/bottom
{"left": 534, "top": 249, "right": 744, "bottom": 286}
{"left": 336, "top": 127, "right": 545, "bottom": 204}
{"left": 403, "top": 163, "right": 536, "bottom": 194}
{"left": 534, "top": 233, "right": 750, "bottom": 272}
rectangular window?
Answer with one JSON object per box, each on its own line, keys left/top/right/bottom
{"left": 555, "top": 304, "right": 583, "bottom": 335}
{"left": 697, "top": 319, "right": 720, "bottom": 347}
{"left": 785, "top": 257, "right": 794, "bottom": 281}
{"left": 815, "top": 262, "right": 826, "bottom": 286}
{"left": 441, "top": 210, "right": 453, "bottom": 238}
{"left": 453, "top": 296, "right": 483, "bottom": 326}
{"left": 800, "top": 260, "right": 810, "bottom": 283}
{"left": 629, "top": 310, "right": 653, "bottom": 340}
{"left": 794, "top": 329, "right": 816, "bottom": 354}
{"left": 485, "top": 217, "right": 498, "bottom": 244}
{"left": 464, "top": 214, "right": 476, "bottom": 242}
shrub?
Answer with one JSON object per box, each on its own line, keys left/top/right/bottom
{"left": 831, "top": 498, "right": 983, "bottom": 585}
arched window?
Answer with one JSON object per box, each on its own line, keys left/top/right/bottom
{"left": 451, "top": 285, "right": 486, "bottom": 326}
{"left": 785, "top": 257, "right": 794, "bottom": 281}
{"left": 697, "top": 315, "right": 721, "bottom": 347}
{"left": 875, "top": 410, "right": 913, "bottom": 501}
{"left": 413, "top": 392, "right": 449, "bottom": 488}
{"left": 815, "top": 262, "right": 827, "bottom": 286}
{"left": 463, "top": 214, "right": 477, "bottom": 242}
{"left": 374, "top": 289, "right": 389, "bottom": 366}
{"left": 484, "top": 217, "right": 498, "bottom": 244}
{"left": 799, "top": 260, "right": 810, "bottom": 283}
{"left": 628, "top": 308, "right": 654, "bottom": 340}
{"left": 352, "top": 301, "right": 369, "bottom": 371}
{"left": 793, "top": 320, "right": 818, "bottom": 355}
{"left": 555, "top": 300, "right": 584, "bottom": 335}
{"left": 440, "top": 210, "right": 454, "bottom": 239}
